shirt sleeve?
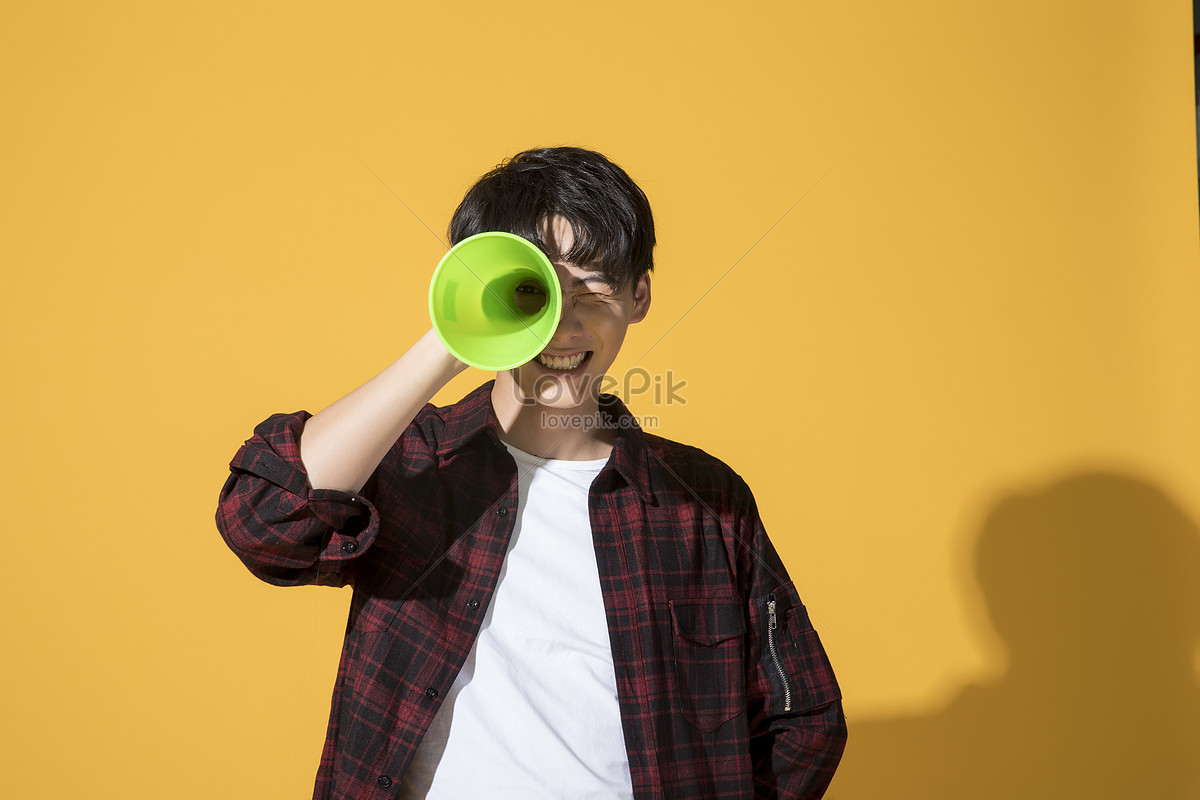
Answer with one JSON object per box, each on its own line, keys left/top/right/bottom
{"left": 738, "top": 481, "right": 848, "bottom": 798}
{"left": 215, "top": 411, "right": 380, "bottom": 588}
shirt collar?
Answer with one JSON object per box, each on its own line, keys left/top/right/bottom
{"left": 598, "top": 392, "right": 656, "bottom": 505}
{"left": 434, "top": 381, "right": 502, "bottom": 457}
{"left": 435, "top": 381, "right": 656, "bottom": 504}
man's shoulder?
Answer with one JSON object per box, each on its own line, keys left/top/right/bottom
{"left": 406, "top": 381, "right": 496, "bottom": 451}
{"left": 637, "top": 428, "right": 752, "bottom": 503}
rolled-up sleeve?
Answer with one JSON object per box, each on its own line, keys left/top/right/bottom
{"left": 216, "top": 411, "right": 379, "bottom": 588}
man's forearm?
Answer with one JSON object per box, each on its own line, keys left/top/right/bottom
{"left": 299, "top": 328, "right": 466, "bottom": 494}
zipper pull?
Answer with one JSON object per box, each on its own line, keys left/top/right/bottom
{"left": 768, "top": 596, "right": 778, "bottom": 630}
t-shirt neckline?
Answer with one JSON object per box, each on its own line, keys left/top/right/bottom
{"left": 501, "top": 441, "right": 610, "bottom": 471}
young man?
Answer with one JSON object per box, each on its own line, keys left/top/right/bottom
{"left": 216, "top": 147, "right": 846, "bottom": 799}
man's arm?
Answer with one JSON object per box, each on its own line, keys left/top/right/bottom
{"left": 299, "top": 328, "right": 466, "bottom": 493}
{"left": 747, "top": 579, "right": 847, "bottom": 798}
{"left": 737, "top": 483, "right": 847, "bottom": 798}
{"left": 215, "top": 328, "right": 466, "bottom": 586}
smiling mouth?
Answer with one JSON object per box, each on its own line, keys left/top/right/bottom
{"left": 536, "top": 351, "right": 591, "bottom": 371}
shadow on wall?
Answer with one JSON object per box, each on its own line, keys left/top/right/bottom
{"left": 827, "top": 472, "right": 1200, "bottom": 799}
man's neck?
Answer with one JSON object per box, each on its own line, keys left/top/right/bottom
{"left": 490, "top": 384, "right": 615, "bottom": 461}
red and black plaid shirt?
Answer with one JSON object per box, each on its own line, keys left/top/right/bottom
{"left": 217, "top": 382, "right": 845, "bottom": 799}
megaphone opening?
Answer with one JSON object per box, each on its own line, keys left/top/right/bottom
{"left": 476, "top": 270, "right": 554, "bottom": 332}
{"left": 428, "top": 231, "right": 563, "bottom": 371}
{"left": 513, "top": 279, "right": 549, "bottom": 315}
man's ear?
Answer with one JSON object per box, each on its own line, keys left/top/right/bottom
{"left": 629, "top": 273, "right": 652, "bottom": 324}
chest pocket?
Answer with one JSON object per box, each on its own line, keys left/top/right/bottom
{"left": 669, "top": 598, "right": 747, "bottom": 732}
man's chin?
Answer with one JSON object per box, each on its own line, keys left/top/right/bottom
{"left": 530, "top": 385, "right": 600, "bottom": 410}
{"left": 520, "top": 368, "right": 604, "bottom": 406}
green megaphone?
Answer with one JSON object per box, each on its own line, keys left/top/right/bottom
{"left": 428, "top": 231, "right": 564, "bottom": 371}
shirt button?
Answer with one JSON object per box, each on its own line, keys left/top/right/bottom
{"left": 496, "top": 506, "right": 508, "bottom": 517}
{"left": 340, "top": 541, "right": 357, "bottom": 554}
{"left": 425, "top": 687, "right": 439, "bottom": 699}
{"left": 377, "top": 775, "right": 392, "bottom": 788}
{"left": 467, "top": 599, "right": 480, "bottom": 610}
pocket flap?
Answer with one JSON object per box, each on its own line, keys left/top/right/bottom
{"left": 670, "top": 598, "right": 746, "bottom": 646}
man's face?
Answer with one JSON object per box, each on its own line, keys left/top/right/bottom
{"left": 499, "top": 216, "right": 651, "bottom": 412}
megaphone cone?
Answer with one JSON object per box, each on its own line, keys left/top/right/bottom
{"left": 428, "top": 232, "right": 563, "bottom": 371}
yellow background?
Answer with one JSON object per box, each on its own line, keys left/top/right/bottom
{"left": 3, "top": 1, "right": 1198, "bottom": 797}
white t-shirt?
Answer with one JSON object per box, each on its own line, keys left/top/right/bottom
{"left": 396, "top": 442, "right": 634, "bottom": 800}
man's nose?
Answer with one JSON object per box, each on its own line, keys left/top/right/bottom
{"left": 552, "top": 298, "right": 584, "bottom": 339}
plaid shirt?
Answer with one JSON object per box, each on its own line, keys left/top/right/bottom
{"left": 217, "top": 382, "right": 845, "bottom": 799}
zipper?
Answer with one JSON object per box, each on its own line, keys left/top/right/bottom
{"left": 767, "top": 594, "right": 792, "bottom": 712}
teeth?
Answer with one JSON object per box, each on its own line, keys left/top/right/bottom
{"left": 537, "top": 351, "right": 588, "bottom": 370}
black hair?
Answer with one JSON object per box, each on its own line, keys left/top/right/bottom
{"left": 448, "top": 146, "right": 655, "bottom": 291}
